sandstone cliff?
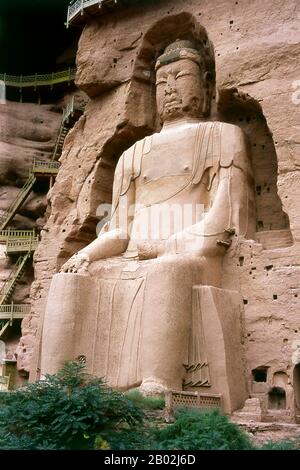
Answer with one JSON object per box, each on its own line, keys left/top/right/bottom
{"left": 26, "top": 0, "right": 299, "bottom": 418}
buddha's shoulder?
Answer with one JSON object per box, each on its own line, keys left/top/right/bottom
{"left": 115, "top": 136, "right": 147, "bottom": 179}
{"left": 202, "top": 120, "right": 244, "bottom": 135}
{"left": 163, "top": 120, "right": 245, "bottom": 138}
{"left": 117, "top": 134, "right": 152, "bottom": 167}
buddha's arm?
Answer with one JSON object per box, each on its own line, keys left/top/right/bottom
{"left": 75, "top": 227, "right": 129, "bottom": 263}
{"left": 60, "top": 154, "right": 135, "bottom": 272}
{"left": 163, "top": 164, "right": 249, "bottom": 257}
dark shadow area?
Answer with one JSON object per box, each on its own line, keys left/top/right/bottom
{"left": 268, "top": 386, "right": 286, "bottom": 410}
{"left": 218, "top": 88, "right": 293, "bottom": 246}
{"left": 252, "top": 367, "right": 267, "bottom": 383}
{"left": 0, "top": 0, "right": 77, "bottom": 75}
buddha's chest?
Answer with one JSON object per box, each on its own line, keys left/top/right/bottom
{"left": 131, "top": 123, "right": 218, "bottom": 207}
{"left": 137, "top": 130, "right": 197, "bottom": 185}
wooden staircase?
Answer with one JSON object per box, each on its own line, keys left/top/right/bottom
{"left": 0, "top": 98, "right": 84, "bottom": 231}
{"left": 0, "top": 174, "right": 36, "bottom": 230}
{"left": 52, "top": 124, "right": 69, "bottom": 161}
{"left": 0, "top": 98, "right": 84, "bottom": 339}
{"left": 0, "top": 251, "right": 32, "bottom": 306}
{"left": 52, "top": 96, "right": 84, "bottom": 161}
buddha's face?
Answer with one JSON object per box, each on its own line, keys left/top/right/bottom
{"left": 156, "top": 58, "right": 204, "bottom": 123}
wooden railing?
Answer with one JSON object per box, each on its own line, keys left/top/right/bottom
{"left": 0, "top": 304, "right": 30, "bottom": 319}
{"left": 0, "top": 174, "right": 36, "bottom": 231}
{"left": 0, "top": 68, "right": 76, "bottom": 89}
{"left": 67, "top": 0, "right": 120, "bottom": 26}
{"left": 0, "top": 252, "right": 32, "bottom": 305}
{"left": 0, "top": 230, "right": 36, "bottom": 242}
{"left": 32, "top": 159, "right": 60, "bottom": 175}
{"left": 62, "top": 96, "right": 84, "bottom": 122}
{"left": 165, "top": 390, "right": 223, "bottom": 411}
{"left": 6, "top": 237, "right": 39, "bottom": 255}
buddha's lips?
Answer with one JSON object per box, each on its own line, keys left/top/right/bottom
{"left": 164, "top": 99, "right": 181, "bottom": 107}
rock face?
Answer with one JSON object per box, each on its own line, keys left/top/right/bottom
{"left": 27, "top": 0, "right": 299, "bottom": 420}
{"left": 0, "top": 100, "right": 62, "bottom": 372}
{"left": 0, "top": 101, "right": 62, "bottom": 227}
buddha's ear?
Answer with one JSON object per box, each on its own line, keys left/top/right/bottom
{"left": 202, "top": 71, "right": 213, "bottom": 117}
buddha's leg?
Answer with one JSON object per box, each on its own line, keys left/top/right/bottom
{"left": 40, "top": 261, "right": 145, "bottom": 387}
{"left": 92, "top": 274, "right": 146, "bottom": 389}
{"left": 139, "top": 255, "right": 205, "bottom": 394}
{"left": 40, "top": 273, "right": 99, "bottom": 375}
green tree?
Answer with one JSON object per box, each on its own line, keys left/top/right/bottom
{"left": 0, "top": 361, "right": 144, "bottom": 450}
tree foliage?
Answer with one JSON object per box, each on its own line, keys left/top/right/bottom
{"left": 150, "top": 408, "right": 254, "bottom": 450}
{"left": 0, "top": 361, "right": 144, "bottom": 450}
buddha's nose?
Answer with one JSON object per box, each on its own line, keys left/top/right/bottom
{"left": 165, "top": 76, "right": 176, "bottom": 95}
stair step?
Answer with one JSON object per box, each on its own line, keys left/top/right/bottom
{"left": 0, "top": 175, "right": 36, "bottom": 230}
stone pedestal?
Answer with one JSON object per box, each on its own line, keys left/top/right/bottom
{"left": 185, "top": 285, "right": 247, "bottom": 414}
{"left": 40, "top": 273, "right": 99, "bottom": 375}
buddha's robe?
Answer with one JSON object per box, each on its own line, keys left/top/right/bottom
{"left": 40, "top": 121, "right": 254, "bottom": 392}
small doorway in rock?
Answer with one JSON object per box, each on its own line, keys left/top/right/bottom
{"left": 252, "top": 367, "right": 267, "bottom": 382}
{"left": 293, "top": 364, "right": 300, "bottom": 412}
{"left": 268, "top": 386, "right": 286, "bottom": 410}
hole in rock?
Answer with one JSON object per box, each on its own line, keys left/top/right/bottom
{"left": 252, "top": 368, "right": 267, "bottom": 383}
{"left": 265, "top": 265, "right": 273, "bottom": 271}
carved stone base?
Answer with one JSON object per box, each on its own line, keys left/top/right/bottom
{"left": 184, "top": 285, "right": 247, "bottom": 414}
{"left": 40, "top": 273, "right": 100, "bottom": 376}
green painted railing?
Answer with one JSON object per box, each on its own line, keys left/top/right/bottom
{"left": 0, "top": 230, "right": 36, "bottom": 243}
{"left": 6, "top": 237, "right": 39, "bottom": 255}
{"left": 0, "top": 252, "right": 32, "bottom": 305}
{"left": 63, "top": 96, "right": 84, "bottom": 122}
{"left": 67, "top": 0, "right": 120, "bottom": 26}
{"left": 0, "top": 304, "right": 30, "bottom": 319}
{"left": 0, "top": 304, "right": 30, "bottom": 339}
{"left": 0, "top": 174, "right": 36, "bottom": 231}
{"left": 32, "top": 159, "right": 60, "bottom": 175}
{"left": 0, "top": 68, "right": 76, "bottom": 89}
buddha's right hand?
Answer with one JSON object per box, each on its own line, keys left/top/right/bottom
{"left": 137, "top": 241, "right": 166, "bottom": 260}
{"left": 60, "top": 252, "right": 90, "bottom": 274}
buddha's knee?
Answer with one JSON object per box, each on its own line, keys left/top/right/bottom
{"left": 149, "top": 254, "right": 204, "bottom": 283}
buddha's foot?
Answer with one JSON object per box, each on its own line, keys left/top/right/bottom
{"left": 139, "top": 378, "right": 169, "bottom": 396}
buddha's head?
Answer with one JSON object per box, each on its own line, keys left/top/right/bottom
{"left": 155, "top": 39, "right": 211, "bottom": 123}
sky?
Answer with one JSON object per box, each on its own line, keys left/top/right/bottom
{"left": 0, "top": 0, "right": 76, "bottom": 75}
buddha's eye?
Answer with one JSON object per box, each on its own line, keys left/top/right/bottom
{"left": 156, "top": 78, "right": 167, "bottom": 85}
{"left": 175, "top": 72, "right": 190, "bottom": 79}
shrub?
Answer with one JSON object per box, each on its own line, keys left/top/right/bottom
{"left": 259, "top": 439, "right": 298, "bottom": 450}
{"left": 0, "top": 361, "right": 145, "bottom": 450}
{"left": 150, "top": 408, "right": 254, "bottom": 450}
{"left": 125, "top": 389, "right": 165, "bottom": 410}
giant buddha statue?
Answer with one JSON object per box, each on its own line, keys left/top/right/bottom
{"left": 40, "top": 40, "right": 255, "bottom": 412}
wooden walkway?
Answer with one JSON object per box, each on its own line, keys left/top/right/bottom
{"left": 0, "top": 68, "right": 76, "bottom": 89}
